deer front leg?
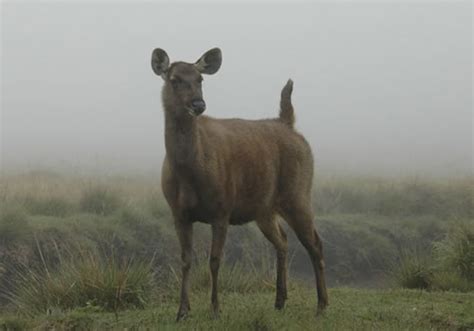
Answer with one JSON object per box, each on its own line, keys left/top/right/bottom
{"left": 210, "top": 221, "right": 228, "bottom": 319}
{"left": 175, "top": 218, "right": 193, "bottom": 321}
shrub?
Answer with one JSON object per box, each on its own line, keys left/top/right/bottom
{"left": 390, "top": 223, "right": 474, "bottom": 292}
{"left": 79, "top": 187, "right": 120, "bottom": 216}
{"left": 433, "top": 222, "right": 474, "bottom": 281}
{"left": 7, "top": 249, "right": 156, "bottom": 315}
{"left": 390, "top": 249, "right": 432, "bottom": 289}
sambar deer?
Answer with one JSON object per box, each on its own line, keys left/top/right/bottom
{"left": 151, "top": 47, "right": 328, "bottom": 321}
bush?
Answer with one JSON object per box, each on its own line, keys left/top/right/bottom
{"left": 79, "top": 187, "right": 120, "bottom": 216}
{"left": 390, "top": 223, "right": 474, "bottom": 292}
{"left": 433, "top": 222, "right": 474, "bottom": 281}
{"left": 7, "top": 249, "right": 156, "bottom": 315}
{"left": 390, "top": 249, "right": 432, "bottom": 289}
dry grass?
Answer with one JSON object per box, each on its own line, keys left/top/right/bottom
{"left": 4, "top": 247, "right": 156, "bottom": 315}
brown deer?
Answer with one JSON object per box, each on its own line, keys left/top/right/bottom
{"left": 151, "top": 47, "right": 328, "bottom": 321}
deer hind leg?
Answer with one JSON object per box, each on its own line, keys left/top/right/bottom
{"left": 281, "top": 204, "right": 328, "bottom": 313}
{"left": 209, "top": 221, "right": 229, "bottom": 319}
{"left": 256, "top": 217, "right": 289, "bottom": 309}
{"left": 174, "top": 217, "right": 193, "bottom": 321}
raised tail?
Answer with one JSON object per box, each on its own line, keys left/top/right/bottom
{"left": 279, "top": 79, "right": 294, "bottom": 127}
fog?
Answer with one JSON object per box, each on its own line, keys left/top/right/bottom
{"left": 1, "top": 1, "right": 472, "bottom": 177}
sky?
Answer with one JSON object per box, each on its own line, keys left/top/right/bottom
{"left": 1, "top": 1, "right": 472, "bottom": 176}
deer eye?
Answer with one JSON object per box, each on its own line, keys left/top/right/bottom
{"left": 170, "top": 77, "right": 182, "bottom": 87}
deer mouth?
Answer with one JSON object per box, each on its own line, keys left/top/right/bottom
{"left": 186, "top": 104, "right": 206, "bottom": 117}
{"left": 186, "top": 107, "right": 198, "bottom": 117}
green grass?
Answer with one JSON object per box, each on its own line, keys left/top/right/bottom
{"left": 390, "top": 248, "right": 432, "bottom": 290}
{"left": 1, "top": 172, "right": 473, "bottom": 329}
{"left": 6, "top": 252, "right": 156, "bottom": 315}
{"left": 1, "top": 287, "right": 472, "bottom": 330}
{"left": 79, "top": 187, "right": 121, "bottom": 216}
{"left": 434, "top": 222, "right": 474, "bottom": 281}
{"left": 388, "top": 222, "right": 474, "bottom": 292}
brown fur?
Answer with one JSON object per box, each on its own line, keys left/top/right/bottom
{"left": 151, "top": 48, "right": 328, "bottom": 321}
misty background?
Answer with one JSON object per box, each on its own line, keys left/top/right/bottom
{"left": 1, "top": 1, "right": 472, "bottom": 177}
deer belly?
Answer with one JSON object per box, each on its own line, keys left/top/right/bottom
{"left": 229, "top": 210, "right": 256, "bottom": 225}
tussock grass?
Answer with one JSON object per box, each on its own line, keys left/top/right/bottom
{"left": 433, "top": 222, "right": 474, "bottom": 281}
{"left": 390, "top": 222, "right": 474, "bottom": 292}
{"left": 1, "top": 170, "right": 473, "bottom": 313}
{"left": 390, "top": 248, "right": 432, "bottom": 289}
{"left": 5, "top": 248, "right": 156, "bottom": 315}
{"left": 0, "top": 171, "right": 473, "bottom": 329}
{"left": 79, "top": 187, "right": 121, "bottom": 216}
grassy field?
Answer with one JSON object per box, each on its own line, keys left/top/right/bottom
{"left": 1, "top": 287, "right": 473, "bottom": 330}
{"left": 0, "top": 171, "right": 472, "bottom": 330}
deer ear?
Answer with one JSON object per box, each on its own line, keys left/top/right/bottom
{"left": 151, "top": 48, "right": 170, "bottom": 77}
{"left": 195, "top": 48, "right": 222, "bottom": 75}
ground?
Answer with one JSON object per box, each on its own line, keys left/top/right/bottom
{"left": 1, "top": 287, "right": 473, "bottom": 330}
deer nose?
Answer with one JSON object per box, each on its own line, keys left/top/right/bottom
{"left": 191, "top": 99, "right": 206, "bottom": 114}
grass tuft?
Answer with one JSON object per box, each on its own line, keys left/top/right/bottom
{"left": 7, "top": 248, "right": 156, "bottom": 315}
{"left": 390, "top": 248, "right": 432, "bottom": 289}
{"left": 433, "top": 222, "right": 474, "bottom": 281}
{"left": 79, "top": 187, "right": 121, "bottom": 216}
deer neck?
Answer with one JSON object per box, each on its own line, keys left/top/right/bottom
{"left": 164, "top": 106, "right": 202, "bottom": 171}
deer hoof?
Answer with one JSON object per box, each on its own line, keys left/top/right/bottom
{"left": 316, "top": 303, "right": 328, "bottom": 316}
{"left": 274, "top": 300, "right": 286, "bottom": 310}
{"left": 176, "top": 309, "right": 189, "bottom": 322}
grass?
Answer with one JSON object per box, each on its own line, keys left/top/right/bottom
{"left": 79, "top": 187, "right": 121, "bottom": 216}
{"left": 5, "top": 249, "right": 156, "bottom": 315}
{"left": 390, "top": 248, "right": 432, "bottom": 289}
{"left": 2, "top": 172, "right": 472, "bottom": 219}
{"left": 0, "top": 172, "right": 472, "bottom": 289}
{"left": 389, "top": 222, "right": 474, "bottom": 292}
{"left": 434, "top": 222, "right": 474, "bottom": 280}
{"left": 312, "top": 176, "right": 473, "bottom": 218}
{"left": 0, "top": 171, "right": 473, "bottom": 329}
{"left": 430, "top": 271, "right": 474, "bottom": 292}
{"left": 1, "top": 287, "right": 473, "bottom": 330}
{"left": 0, "top": 207, "right": 31, "bottom": 246}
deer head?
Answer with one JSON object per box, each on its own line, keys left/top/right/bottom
{"left": 151, "top": 48, "right": 222, "bottom": 117}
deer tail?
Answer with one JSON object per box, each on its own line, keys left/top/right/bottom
{"left": 279, "top": 79, "right": 295, "bottom": 127}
